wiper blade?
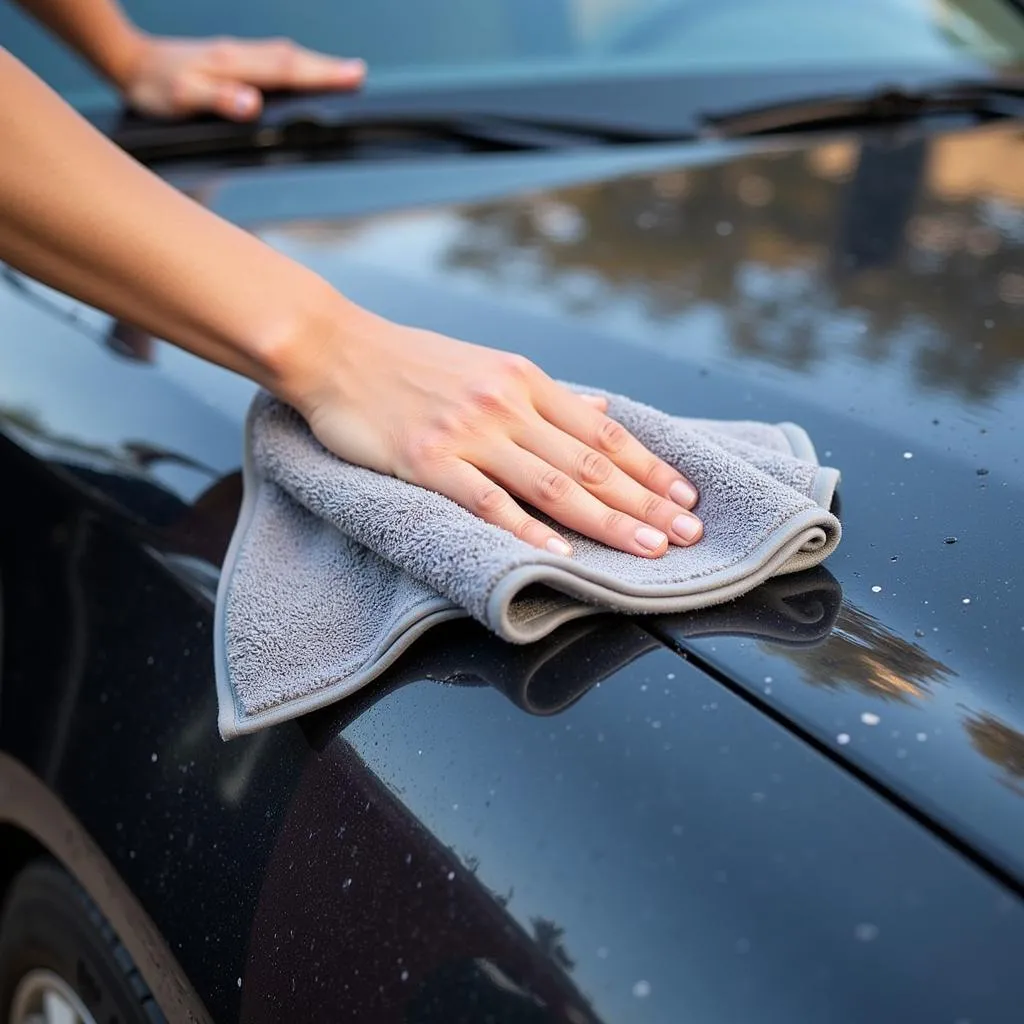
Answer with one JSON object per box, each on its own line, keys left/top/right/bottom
{"left": 112, "top": 102, "right": 692, "bottom": 162}
{"left": 703, "top": 77, "right": 1024, "bottom": 138}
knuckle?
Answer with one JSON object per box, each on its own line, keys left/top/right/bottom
{"left": 601, "top": 508, "right": 629, "bottom": 535}
{"left": 430, "top": 403, "right": 489, "bottom": 442}
{"left": 639, "top": 457, "right": 666, "bottom": 489}
{"left": 408, "top": 429, "right": 450, "bottom": 467}
{"left": 638, "top": 493, "right": 666, "bottom": 522}
{"left": 435, "top": 409, "right": 468, "bottom": 436}
{"left": 536, "top": 468, "right": 573, "bottom": 504}
{"left": 467, "top": 382, "right": 513, "bottom": 419}
{"left": 473, "top": 486, "right": 507, "bottom": 517}
{"left": 576, "top": 448, "right": 612, "bottom": 486}
{"left": 512, "top": 517, "right": 540, "bottom": 542}
{"left": 498, "top": 352, "right": 535, "bottom": 381}
{"left": 168, "top": 75, "right": 193, "bottom": 108}
{"left": 594, "top": 417, "right": 628, "bottom": 454}
{"left": 275, "top": 41, "right": 299, "bottom": 74}
{"left": 208, "top": 40, "right": 237, "bottom": 69}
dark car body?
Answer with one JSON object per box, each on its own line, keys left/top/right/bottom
{"left": 2, "top": 50, "right": 1024, "bottom": 1024}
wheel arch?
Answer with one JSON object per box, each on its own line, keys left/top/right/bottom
{"left": 0, "top": 752, "right": 212, "bottom": 1024}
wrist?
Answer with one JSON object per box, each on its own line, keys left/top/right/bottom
{"left": 102, "top": 25, "right": 150, "bottom": 92}
{"left": 251, "top": 280, "right": 380, "bottom": 415}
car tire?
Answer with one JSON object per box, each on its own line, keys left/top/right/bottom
{"left": 0, "top": 858, "right": 164, "bottom": 1024}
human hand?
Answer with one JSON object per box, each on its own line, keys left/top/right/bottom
{"left": 294, "top": 318, "right": 703, "bottom": 558}
{"left": 118, "top": 36, "right": 366, "bottom": 120}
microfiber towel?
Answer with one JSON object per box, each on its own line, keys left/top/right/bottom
{"left": 214, "top": 386, "right": 841, "bottom": 738}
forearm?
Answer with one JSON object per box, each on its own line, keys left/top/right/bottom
{"left": 10, "top": 0, "right": 145, "bottom": 86}
{"left": 0, "top": 49, "right": 356, "bottom": 400}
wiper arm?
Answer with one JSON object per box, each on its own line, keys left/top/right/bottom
{"left": 703, "top": 77, "right": 1024, "bottom": 138}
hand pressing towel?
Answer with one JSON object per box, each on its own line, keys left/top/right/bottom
{"left": 214, "top": 387, "right": 841, "bottom": 738}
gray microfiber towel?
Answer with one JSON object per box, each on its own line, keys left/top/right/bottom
{"left": 214, "top": 386, "right": 841, "bottom": 738}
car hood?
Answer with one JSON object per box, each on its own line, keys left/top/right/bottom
{"left": 241, "top": 122, "right": 1024, "bottom": 882}
{"left": 4, "top": 118, "right": 1019, "bottom": 887}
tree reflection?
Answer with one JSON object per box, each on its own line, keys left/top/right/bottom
{"left": 767, "top": 602, "right": 953, "bottom": 702}
{"left": 441, "top": 128, "right": 1024, "bottom": 401}
{"left": 964, "top": 710, "right": 1024, "bottom": 797}
{"left": 531, "top": 917, "right": 575, "bottom": 973}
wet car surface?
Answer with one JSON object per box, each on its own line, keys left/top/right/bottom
{"left": 2, "top": 5, "right": 1024, "bottom": 1019}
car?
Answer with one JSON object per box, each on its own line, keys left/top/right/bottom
{"left": 1, "top": 0, "right": 1024, "bottom": 1021}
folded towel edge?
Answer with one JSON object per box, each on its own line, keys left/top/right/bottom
{"left": 488, "top": 506, "right": 841, "bottom": 641}
{"left": 213, "top": 399, "right": 261, "bottom": 739}
{"left": 810, "top": 465, "right": 841, "bottom": 510}
{"left": 776, "top": 421, "right": 818, "bottom": 464}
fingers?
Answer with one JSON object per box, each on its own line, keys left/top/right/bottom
{"left": 520, "top": 418, "right": 703, "bottom": 546}
{"left": 206, "top": 38, "right": 366, "bottom": 92}
{"left": 483, "top": 441, "right": 677, "bottom": 558}
{"left": 168, "top": 72, "right": 262, "bottom": 120}
{"left": 535, "top": 382, "right": 699, "bottom": 509}
{"left": 438, "top": 460, "right": 574, "bottom": 556}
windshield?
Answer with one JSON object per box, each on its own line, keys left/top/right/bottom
{"left": 4, "top": 0, "right": 1024, "bottom": 113}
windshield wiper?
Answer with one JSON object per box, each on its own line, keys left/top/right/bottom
{"left": 108, "top": 71, "right": 1024, "bottom": 163}
{"left": 112, "top": 105, "right": 691, "bottom": 163}
{"left": 703, "top": 77, "right": 1024, "bottom": 138}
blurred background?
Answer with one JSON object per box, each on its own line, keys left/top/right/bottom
{"left": 3, "top": 0, "right": 1024, "bottom": 112}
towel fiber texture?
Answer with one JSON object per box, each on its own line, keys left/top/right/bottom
{"left": 214, "top": 387, "right": 841, "bottom": 737}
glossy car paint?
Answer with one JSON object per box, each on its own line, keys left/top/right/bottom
{"left": 1, "top": 117, "right": 1023, "bottom": 1022}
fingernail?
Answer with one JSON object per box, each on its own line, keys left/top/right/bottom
{"left": 339, "top": 58, "right": 366, "bottom": 76}
{"left": 546, "top": 537, "right": 573, "bottom": 557}
{"left": 669, "top": 479, "right": 698, "bottom": 508}
{"left": 672, "top": 513, "right": 702, "bottom": 544}
{"left": 234, "top": 89, "right": 256, "bottom": 115}
{"left": 635, "top": 526, "right": 667, "bottom": 552}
